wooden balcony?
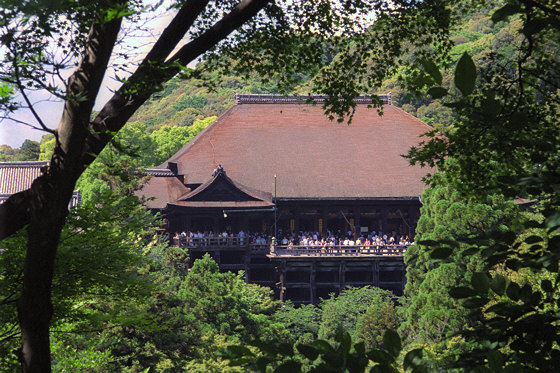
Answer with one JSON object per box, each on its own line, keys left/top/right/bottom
{"left": 173, "top": 236, "right": 409, "bottom": 258}
{"left": 173, "top": 236, "right": 270, "bottom": 253}
{"left": 269, "top": 245, "right": 408, "bottom": 258}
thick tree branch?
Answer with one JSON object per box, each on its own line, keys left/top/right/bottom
{"left": 169, "top": 0, "right": 271, "bottom": 65}
{"left": 83, "top": 0, "right": 271, "bottom": 163}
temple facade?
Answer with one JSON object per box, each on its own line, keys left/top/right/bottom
{"left": 139, "top": 94, "right": 432, "bottom": 303}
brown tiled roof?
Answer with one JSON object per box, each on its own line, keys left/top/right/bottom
{"left": 0, "top": 161, "right": 49, "bottom": 195}
{"left": 139, "top": 174, "right": 191, "bottom": 209}
{"left": 155, "top": 95, "right": 432, "bottom": 200}
{"left": 0, "top": 161, "right": 80, "bottom": 206}
{"left": 177, "top": 167, "right": 273, "bottom": 204}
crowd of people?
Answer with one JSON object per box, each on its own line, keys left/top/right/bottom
{"left": 173, "top": 228, "right": 413, "bottom": 249}
{"left": 173, "top": 229, "right": 269, "bottom": 247}
{"left": 279, "top": 230, "right": 412, "bottom": 248}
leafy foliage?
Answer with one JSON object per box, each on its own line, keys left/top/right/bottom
{"left": 0, "top": 189, "right": 160, "bottom": 371}
{"left": 318, "top": 287, "right": 399, "bottom": 343}
{"left": 224, "top": 327, "right": 426, "bottom": 373}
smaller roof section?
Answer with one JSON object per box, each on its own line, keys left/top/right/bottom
{"left": 0, "top": 161, "right": 80, "bottom": 206}
{"left": 0, "top": 161, "right": 49, "bottom": 195}
{"left": 170, "top": 165, "right": 274, "bottom": 209}
{"left": 140, "top": 168, "right": 191, "bottom": 209}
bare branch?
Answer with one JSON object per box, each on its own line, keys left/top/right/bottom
{"left": 10, "top": 48, "right": 54, "bottom": 134}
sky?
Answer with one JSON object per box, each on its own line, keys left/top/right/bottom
{"left": 0, "top": 2, "right": 177, "bottom": 148}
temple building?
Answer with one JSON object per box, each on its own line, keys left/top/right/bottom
{"left": 139, "top": 94, "right": 432, "bottom": 303}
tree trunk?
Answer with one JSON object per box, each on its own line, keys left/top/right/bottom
{"left": 17, "top": 177, "right": 74, "bottom": 372}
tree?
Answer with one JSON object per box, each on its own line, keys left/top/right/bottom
{"left": 17, "top": 140, "right": 40, "bottom": 161}
{"left": 84, "top": 253, "right": 281, "bottom": 371}
{"left": 399, "top": 164, "right": 518, "bottom": 367}
{"left": 272, "top": 301, "right": 322, "bottom": 344}
{"left": 149, "top": 116, "right": 215, "bottom": 165}
{"left": 403, "top": 1, "right": 560, "bottom": 370}
{"left": 318, "top": 286, "right": 400, "bottom": 343}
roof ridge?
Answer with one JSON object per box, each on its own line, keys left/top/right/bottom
{"left": 0, "top": 161, "right": 49, "bottom": 167}
{"left": 234, "top": 93, "right": 392, "bottom": 105}
{"left": 387, "top": 105, "right": 435, "bottom": 131}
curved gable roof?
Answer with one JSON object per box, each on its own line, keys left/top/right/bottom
{"left": 158, "top": 95, "right": 432, "bottom": 199}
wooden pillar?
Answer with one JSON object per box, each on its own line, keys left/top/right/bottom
{"left": 294, "top": 211, "right": 301, "bottom": 234}
{"left": 212, "top": 217, "right": 219, "bottom": 234}
{"left": 214, "top": 249, "right": 221, "bottom": 266}
{"left": 310, "top": 262, "right": 317, "bottom": 304}
{"left": 408, "top": 206, "right": 416, "bottom": 238}
{"left": 321, "top": 209, "right": 328, "bottom": 237}
{"left": 339, "top": 260, "right": 346, "bottom": 291}
{"left": 244, "top": 253, "right": 250, "bottom": 283}
{"left": 353, "top": 207, "right": 361, "bottom": 238}
{"left": 279, "top": 260, "right": 286, "bottom": 302}
{"left": 373, "top": 260, "right": 379, "bottom": 287}
{"left": 381, "top": 207, "right": 388, "bottom": 235}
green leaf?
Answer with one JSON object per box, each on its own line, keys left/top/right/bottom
{"left": 487, "top": 350, "right": 503, "bottom": 371}
{"left": 335, "top": 327, "right": 352, "bottom": 355}
{"left": 370, "top": 365, "right": 398, "bottom": 373}
{"left": 383, "top": 329, "right": 401, "bottom": 357}
{"left": 226, "top": 345, "right": 255, "bottom": 358}
{"left": 367, "top": 349, "right": 395, "bottom": 365}
{"left": 256, "top": 356, "right": 273, "bottom": 371}
{"left": 545, "top": 211, "right": 560, "bottom": 230}
{"left": 420, "top": 59, "right": 442, "bottom": 85}
{"left": 524, "top": 235, "right": 543, "bottom": 244}
{"left": 430, "top": 246, "right": 452, "bottom": 259}
{"left": 506, "top": 282, "right": 520, "bottom": 301}
{"left": 311, "top": 340, "right": 335, "bottom": 355}
{"left": 274, "top": 361, "right": 301, "bottom": 373}
{"left": 403, "top": 348, "right": 423, "bottom": 371}
{"left": 524, "top": 18, "right": 551, "bottom": 36}
{"left": 296, "top": 344, "right": 319, "bottom": 361}
{"left": 541, "top": 279, "right": 553, "bottom": 293}
{"left": 354, "top": 341, "right": 366, "bottom": 356}
{"left": 427, "top": 87, "right": 448, "bottom": 99}
{"left": 449, "top": 286, "right": 478, "bottom": 299}
{"left": 277, "top": 342, "right": 294, "bottom": 356}
{"left": 454, "top": 52, "right": 477, "bottom": 96}
{"left": 471, "top": 272, "right": 490, "bottom": 292}
{"left": 249, "top": 340, "right": 278, "bottom": 356}
{"left": 481, "top": 94, "right": 501, "bottom": 119}
{"left": 417, "top": 239, "right": 439, "bottom": 246}
{"left": 519, "top": 284, "right": 532, "bottom": 304}
{"left": 462, "top": 297, "right": 488, "bottom": 309}
{"left": 490, "top": 275, "right": 507, "bottom": 295}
